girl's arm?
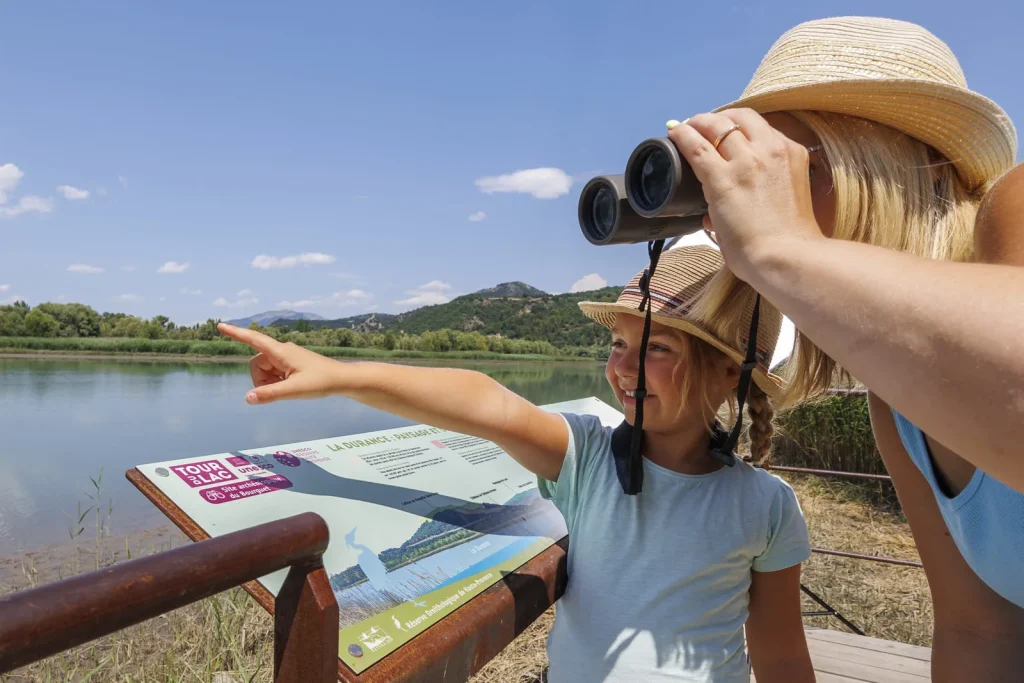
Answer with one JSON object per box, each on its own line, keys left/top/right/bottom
{"left": 745, "top": 564, "right": 815, "bottom": 683}
{"left": 671, "top": 111, "right": 1024, "bottom": 492}
{"left": 217, "top": 324, "right": 569, "bottom": 481}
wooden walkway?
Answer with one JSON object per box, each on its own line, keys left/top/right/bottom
{"left": 753, "top": 627, "right": 931, "bottom": 682}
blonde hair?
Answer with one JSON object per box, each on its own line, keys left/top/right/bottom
{"left": 695, "top": 111, "right": 985, "bottom": 409}
{"left": 661, "top": 274, "right": 779, "bottom": 466}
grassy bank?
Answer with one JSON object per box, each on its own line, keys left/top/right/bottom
{"left": 0, "top": 337, "right": 581, "bottom": 363}
{"left": 1, "top": 473, "right": 928, "bottom": 682}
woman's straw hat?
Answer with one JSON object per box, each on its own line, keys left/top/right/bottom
{"left": 713, "top": 16, "right": 1017, "bottom": 191}
{"left": 578, "top": 246, "right": 784, "bottom": 398}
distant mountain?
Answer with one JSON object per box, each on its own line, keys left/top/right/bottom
{"left": 474, "top": 282, "right": 548, "bottom": 298}
{"left": 227, "top": 310, "right": 326, "bottom": 327}
{"left": 298, "top": 281, "right": 621, "bottom": 348}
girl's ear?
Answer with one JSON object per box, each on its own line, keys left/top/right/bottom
{"left": 714, "top": 354, "right": 742, "bottom": 390}
{"left": 726, "top": 362, "right": 741, "bottom": 390}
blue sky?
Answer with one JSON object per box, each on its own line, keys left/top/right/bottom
{"left": 2, "top": 1, "right": 1021, "bottom": 345}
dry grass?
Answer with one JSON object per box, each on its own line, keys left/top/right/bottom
{"left": 791, "top": 474, "right": 932, "bottom": 647}
{"left": 2, "top": 475, "right": 931, "bottom": 682}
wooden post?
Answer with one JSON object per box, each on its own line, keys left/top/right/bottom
{"left": 275, "top": 562, "right": 339, "bottom": 683}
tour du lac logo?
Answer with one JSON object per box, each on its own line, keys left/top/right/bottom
{"left": 170, "top": 460, "right": 238, "bottom": 488}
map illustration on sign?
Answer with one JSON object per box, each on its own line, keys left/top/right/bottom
{"left": 134, "top": 396, "right": 625, "bottom": 673}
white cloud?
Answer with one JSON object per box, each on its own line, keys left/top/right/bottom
{"left": 0, "top": 165, "right": 53, "bottom": 219}
{"left": 213, "top": 296, "right": 259, "bottom": 308}
{"left": 57, "top": 185, "right": 90, "bottom": 200}
{"left": 330, "top": 289, "right": 371, "bottom": 306}
{"left": 121, "top": 265, "right": 137, "bottom": 272}
{"left": 0, "top": 284, "right": 8, "bottom": 292}
{"left": 275, "top": 289, "right": 373, "bottom": 309}
{"left": 97, "top": 187, "right": 109, "bottom": 197}
{"left": 116, "top": 293, "right": 142, "bottom": 303}
{"left": 158, "top": 261, "right": 190, "bottom": 274}
{"left": 0, "top": 195, "right": 54, "bottom": 218}
{"left": 570, "top": 273, "right": 608, "bottom": 293}
{"left": 159, "top": 297, "right": 166, "bottom": 302}
{"left": 395, "top": 280, "right": 453, "bottom": 307}
{"left": 118, "top": 176, "right": 129, "bottom": 188}
{"left": 0, "top": 165, "right": 54, "bottom": 218}
{"left": 67, "top": 264, "right": 105, "bottom": 274}
{"left": 468, "top": 211, "right": 486, "bottom": 222}
{"left": 237, "top": 288, "right": 252, "bottom": 296}
{"left": 475, "top": 167, "right": 573, "bottom": 199}
{"left": 2, "top": 295, "right": 26, "bottom": 305}
{"left": 55, "top": 294, "right": 68, "bottom": 303}
{"left": 180, "top": 287, "right": 202, "bottom": 295}
{"left": 0, "top": 164, "right": 25, "bottom": 204}
{"left": 251, "top": 252, "right": 336, "bottom": 270}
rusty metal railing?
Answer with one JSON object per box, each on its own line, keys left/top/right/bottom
{"left": 0, "top": 512, "right": 337, "bottom": 681}
{"left": 766, "top": 460, "right": 924, "bottom": 636}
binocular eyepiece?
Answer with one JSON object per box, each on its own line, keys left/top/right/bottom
{"left": 578, "top": 137, "right": 708, "bottom": 245}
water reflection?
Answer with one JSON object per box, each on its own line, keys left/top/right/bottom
{"left": 0, "top": 357, "right": 613, "bottom": 553}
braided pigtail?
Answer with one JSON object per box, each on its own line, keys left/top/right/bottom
{"left": 745, "top": 383, "right": 775, "bottom": 466}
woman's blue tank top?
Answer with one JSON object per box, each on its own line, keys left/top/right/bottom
{"left": 891, "top": 409, "right": 1024, "bottom": 608}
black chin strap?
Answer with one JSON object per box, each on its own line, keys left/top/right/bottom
{"left": 610, "top": 242, "right": 762, "bottom": 496}
{"left": 709, "top": 292, "right": 761, "bottom": 464}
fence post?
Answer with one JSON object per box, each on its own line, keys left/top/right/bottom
{"left": 274, "top": 562, "right": 339, "bottom": 683}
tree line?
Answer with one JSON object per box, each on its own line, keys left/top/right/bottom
{"left": 0, "top": 300, "right": 596, "bottom": 358}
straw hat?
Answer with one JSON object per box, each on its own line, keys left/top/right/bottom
{"left": 713, "top": 16, "right": 1017, "bottom": 191}
{"left": 578, "top": 246, "right": 785, "bottom": 398}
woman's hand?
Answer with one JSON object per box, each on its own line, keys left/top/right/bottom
{"left": 667, "top": 109, "right": 823, "bottom": 282}
{"left": 218, "top": 323, "right": 343, "bottom": 404}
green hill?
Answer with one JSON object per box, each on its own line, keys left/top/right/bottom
{"left": 299, "top": 281, "right": 621, "bottom": 348}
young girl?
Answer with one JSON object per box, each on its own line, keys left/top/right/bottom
{"left": 217, "top": 245, "right": 815, "bottom": 683}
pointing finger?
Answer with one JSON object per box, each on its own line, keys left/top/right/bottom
{"left": 218, "top": 323, "right": 282, "bottom": 355}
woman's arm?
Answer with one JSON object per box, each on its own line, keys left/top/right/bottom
{"left": 669, "top": 109, "right": 1024, "bottom": 492}
{"left": 868, "top": 393, "right": 1024, "bottom": 682}
{"left": 217, "top": 324, "right": 569, "bottom": 481}
{"left": 747, "top": 232, "right": 1024, "bottom": 491}
{"left": 745, "top": 564, "right": 816, "bottom": 683}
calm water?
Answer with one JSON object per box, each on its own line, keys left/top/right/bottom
{"left": 0, "top": 357, "right": 614, "bottom": 553}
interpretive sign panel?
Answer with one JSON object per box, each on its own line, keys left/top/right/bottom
{"left": 134, "top": 396, "right": 623, "bottom": 673}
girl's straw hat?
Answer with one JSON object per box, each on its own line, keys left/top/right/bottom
{"left": 713, "top": 16, "right": 1017, "bottom": 191}
{"left": 578, "top": 246, "right": 784, "bottom": 398}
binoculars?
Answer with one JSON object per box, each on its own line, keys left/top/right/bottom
{"left": 578, "top": 137, "right": 707, "bottom": 245}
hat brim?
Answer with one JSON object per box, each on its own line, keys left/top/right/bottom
{"left": 715, "top": 78, "right": 1017, "bottom": 191}
{"left": 579, "top": 301, "right": 784, "bottom": 399}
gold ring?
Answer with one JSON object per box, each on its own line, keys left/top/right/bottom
{"left": 712, "top": 124, "right": 742, "bottom": 150}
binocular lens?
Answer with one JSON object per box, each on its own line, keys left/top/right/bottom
{"left": 577, "top": 138, "right": 707, "bottom": 245}
{"left": 589, "top": 185, "right": 617, "bottom": 241}
{"left": 634, "top": 148, "right": 672, "bottom": 213}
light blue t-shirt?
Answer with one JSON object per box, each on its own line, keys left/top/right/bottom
{"left": 891, "top": 409, "right": 1024, "bottom": 608}
{"left": 538, "top": 411, "right": 811, "bottom": 683}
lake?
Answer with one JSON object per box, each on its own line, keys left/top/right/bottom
{"left": 0, "top": 356, "right": 614, "bottom": 554}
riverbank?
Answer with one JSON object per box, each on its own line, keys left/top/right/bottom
{"left": 0, "top": 475, "right": 930, "bottom": 682}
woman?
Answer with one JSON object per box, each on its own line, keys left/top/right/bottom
{"left": 665, "top": 15, "right": 1024, "bottom": 681}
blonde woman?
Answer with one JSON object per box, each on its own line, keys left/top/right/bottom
{"left": 666, "top": 15, "right": 1023, "bottom": 681}
{"left": 220, "top": 245, "right": 815, "bottom": 682}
